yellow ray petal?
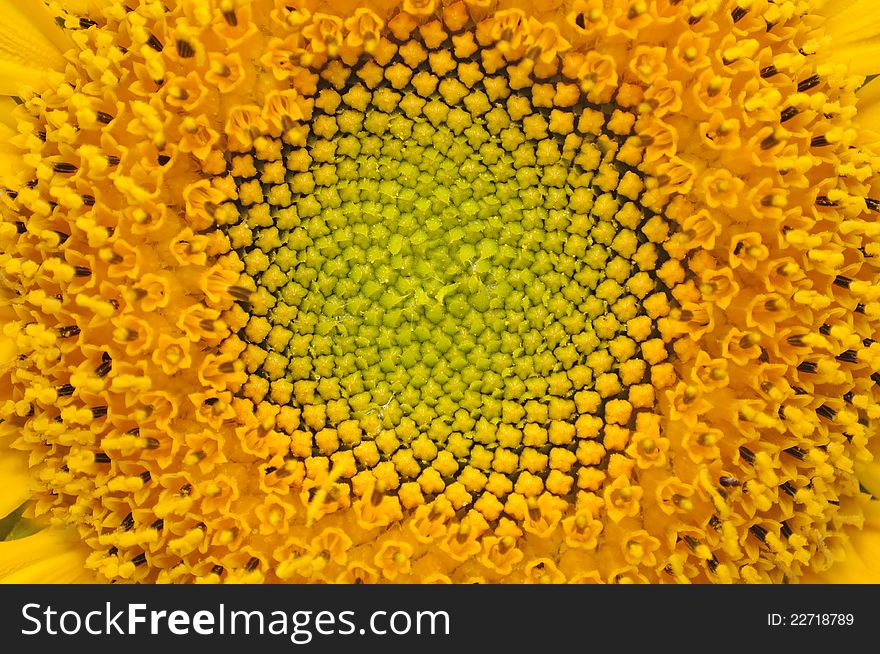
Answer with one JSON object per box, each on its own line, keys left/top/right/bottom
{"left": 0, "top": 527, "right": 94, "bottom": 583}
{"left": 0, "top": 95, "right": 15, "bottom": 129}
{"left": 802, "top": 500, "right": 880, "bottom": 583}
{"left": 855, "top": 78, "right": 880, "bottom": 132}
{"left": 0, "top": 0, "right": 70, "bottom": 96}
{"left": 856, "top": 457, "right": 880, "bottom": 498}
{"left": 0, "top": 451, "right": 32, "bottom": 520}
{"left": 0, "top": 122, "right": 22, "bottom": 189}
{"left": 0, "top": 96, "right": 24, "bottom": 189}
{"left": 817, "top": 0, "right": 880, "bottom": 76}
{"left": 0, "top": 328, "right": 18, "bottom": 366}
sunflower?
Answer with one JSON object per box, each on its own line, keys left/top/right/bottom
{"left": 0, "top": 0, "right": 879, "bottom": 584}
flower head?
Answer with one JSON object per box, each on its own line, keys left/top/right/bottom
{"left": 1, "top": 0, "right": 880, "bottom": 585}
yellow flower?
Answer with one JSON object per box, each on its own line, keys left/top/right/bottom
{"left": 1, "top": 0, "right": 880, "bottom": 585}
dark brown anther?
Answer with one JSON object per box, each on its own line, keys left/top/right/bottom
{"left": 95, "top": 355, "right": 112, "bottom": 377}
{"left": 82, "top": 194, "right": 96, "bottom": 206}
{"left": 811, "top": 135, "right": 830, "bottom": 148}
{"left": 738, "top": 446, "right": 756, "bottom": 464}
{"left": 229, "top": 286, "right": 253, "bottom": 301}
{"left": 760, "top": 64, "right": 777, "bottom": 78}
{"left": 94, "top": 452, "right": 111, "bottom": 463}
{"left": 57, "top": 383, "right": 75, "bottom": 397}
{"left": 58, "top": 325, "right": 81, "bottom": 338}
{"left": 797, "top": 74, "right": 821, "bottom": 92}
{"left": 783, "top": 446, "right": 806, "bottom": 460}
{"left": 145, "top": 437, "right": 160, "bottom": 449}
{"left": 147, "top": 33, "right": 163, "bottom": 51}
{"left": 780, "top": 481, "right": 797, "bottom": 496}
{"left": 223, "top": 10, "right": 238, "bottom": 26}
{"left": 719, "top": 476, "right": 742, "bottom": 487}
{"left": 780, "top": 106, "right": 798, "bottom": 122}
{"left": 107, "top": 155, "right": 120, "bottom": 165}
{"left": 797, "top": 361, "right": 818, "bottom": 374}
{"left": 211, "top": 565, "right": 224, "bottom": 576}
{"left": 176, "top": 39, "right": 194, "bottom": 58}
{"left": 96, "top": 111, "right": 113, "bottom": 124}
{"left": 732, "top": 7, "right": 748, "bottom": 22}
{"left": 79, "top": 17, "right": 97, "bottom": 29}
{"left": 53, "top": 162, "right": 77, "bottom": 174}
{"left": 245, "top": 557, "right": 260, "bottom": 572}
{"left": 866, "top": 198, "right": 879, "bottom": 211}
{"left": 157, "top": 154, "right": 171, "bottom": 166}
{"left": 74, "top": 266, "right": 91, "bottom": 277}
{"left": 816, "top": 404, "right": 837, "bottom": 420}
{"left": 108, "top": 546, "right": 119, "bottom": 556}
{"left": 780, "top": 521, "right": 793, "bottom": 538}
{"left": 816, "top": 195, "right": 837, "bottom": 207}
{"left": 749, "top": 524, "right": 768, "bottom": 542}
{"left": 835, "top": 350, "right": 858, "bottom": 364}
{"left": 682, "top": 535, "right": 700, "bottom": 551}
{"left": 91, "top": 405, "right": 108, "bottom": 418}
{"left": 833, "top": 275, "right": 852, "bottom": 288}
{"left": 121, "top": 513, "right": 134, "bottom": 530}
{"left": 760, "top": 133, "right": 779, "bottom": 150}
{"left": 132, "top": 552, "right": 147, "bottom": 566}
{"left": 151, "top": 518, "right": 164, "bottom": 531}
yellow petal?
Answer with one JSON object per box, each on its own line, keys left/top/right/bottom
{"left": 0, "top": 124, "right": 21, "bottom": 189}
{"left": 0, "top": 526, "right": 94, "bottom": 583}
{"left": 0, "top": 327, "right": 18, "bottom": 366}
{"left": 802, "top": 500, "right": 880, "bottom": 583}
{"left": 856, "top": 456, "right": 880, "bottom": 497}
{"left": 855, "top": 77, "right": 880, "bottom": 133}
{"left": 0, "top": 450, "right": 31, "bottom": 520}
{"left": 0, "top": 95, "right": 15, "bottom": 129}
{"left": 0, "top": 0, "right": 70, "bottom": 96}
{"left": 817, "top": 0, "right": 880, "bottom": 76}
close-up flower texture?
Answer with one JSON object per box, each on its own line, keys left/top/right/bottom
{"left": 0, "top": 0, "right": 879, "bottom": 585}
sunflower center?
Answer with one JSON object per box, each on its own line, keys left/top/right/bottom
{"left": 224, "top": 29, "right": 669, "bottom": 508}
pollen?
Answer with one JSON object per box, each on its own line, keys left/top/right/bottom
{"left": 0, "top": 0, "right": 879, "bottom": 585}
